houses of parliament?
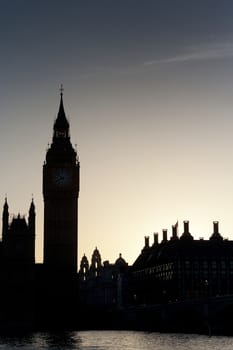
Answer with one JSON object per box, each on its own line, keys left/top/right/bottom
{"left": 2, "top": 91, "right": 233, "bottom": 334}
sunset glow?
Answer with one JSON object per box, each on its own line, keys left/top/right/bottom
{"left": 1, "top": 1, "right": 233, "bottom": 266}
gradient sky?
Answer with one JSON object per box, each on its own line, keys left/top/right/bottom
{"left": 1, "top": 0, "right": 233, "bottom": 266}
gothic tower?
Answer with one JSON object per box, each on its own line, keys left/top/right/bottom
{"left": 43, "top": 89, "right": 80, "bottom": 271}
{"left": 2, "top": 198, "right": 35, "bottom": 263}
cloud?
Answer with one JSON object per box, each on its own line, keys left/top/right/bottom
{"left": 143, "top": 41, "right": 233, "bottom": 66}
{"left": 79, "top": 40, "right": 233, "bottom": 80}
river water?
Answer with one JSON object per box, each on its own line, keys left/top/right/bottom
{"left": 0, "top": 330, "right": 233, "bottom": 350}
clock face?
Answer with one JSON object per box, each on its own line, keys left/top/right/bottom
{"left": 53, "top": 168, "right": 71, "bottom": 187}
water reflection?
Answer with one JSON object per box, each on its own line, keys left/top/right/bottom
{"left": 40, "top": 331, "right": 80, "bottom": 349}
{"left": 0, "top": 331, "right": 233, "bottom": 349}
{"left": 0, "top": 332, "right": 35, "bottom": 349}
{"left": 0, "top": 331, "right": 82, "bottom": 349}
{"left": 76, "top": 331, "right": 233, "bottom": 350}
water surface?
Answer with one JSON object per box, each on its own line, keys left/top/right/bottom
{"left": 0, "top": 330, "right": 233, "bottom": 349}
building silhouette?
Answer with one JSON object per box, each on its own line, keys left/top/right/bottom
{"left": 79, "top": 248, "right": 129, "bottom": 309}
{"left": 36, "top": 89, "right": 80, "bottom": 329}
{"left": 0, "top": 90, "right": 80, "bottom": 330}
{"left": 43, "top": 90, "right": 80, "bottom": 272}
{"left": 1, "top": 90, "right": 233, "bottom": 333}
{"left": 0, "top": 200, "right": 35, "bottom": 329}
{"left": 131, "top": 220, "right": 233, "bottom": 304}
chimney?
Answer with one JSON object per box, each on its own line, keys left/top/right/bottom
{"left": 213, "top": 221, "right": 219, "bottom": 235}
{"left": 210, "top": 220, "right": 223, "bottom": 241}
{"left": 172, "top": 225, "right": 178, "bottom": 239}
{"left": 180, "top": 220, "right": 193, "bottom": 240}
{"left": 144, "top": 236, "right": 149, "bottom": 248}
{"left": 162, "top": 229, "right": 167, "bottom": 242}
{"left": 184, "top": 220, "right": 189, "bottom": 234}
{"left": 153, "top": 232, "right": 159, "bottom": 245}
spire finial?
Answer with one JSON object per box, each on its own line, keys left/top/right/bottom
{"left": 29, "top": 195, "right": 35, "bottom": 212}
{"left": 60, "top": 84, "right": 64, "bottom": 97}
{"left": 3, "top": 195, "right": 8, "bottom": 209}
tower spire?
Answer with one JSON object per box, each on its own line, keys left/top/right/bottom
{"left": 53, "top": 86, "right": 69, "bottom": 138}
{"left": 60, "top": 83, "right": 64, "bottom": 96}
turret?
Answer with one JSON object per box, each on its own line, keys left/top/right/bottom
{"left": 91, "top": 247, "right": 102, "bottom": 270}
{"left": 28, "top": 198, "right": 35, "bottom": 236}
{"left": 79, "top": 254, "right": 89, "bottom": 281}
{"left": 2, "top": 197, "right": 9, "bottom": 242}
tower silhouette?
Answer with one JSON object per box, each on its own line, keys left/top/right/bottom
{"left": 2, "top": 198, "right": 35, "bottom": 263}
{"left": 43, "top": 89, "right": 80, "bottom": 272}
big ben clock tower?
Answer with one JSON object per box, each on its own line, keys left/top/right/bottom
{"left": 43, "top": 88, "right": 80, "bottom": 272}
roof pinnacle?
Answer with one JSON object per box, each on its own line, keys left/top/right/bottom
{"left": 60, "top": 84, "right": 64, "bottom": 97}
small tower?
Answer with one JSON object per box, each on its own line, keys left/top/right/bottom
{"left": 90, "top": 248, "right": 102, "bottom": 277}
{"left": 2, "top": 197, "right": 9, "bottom": 242}
{"left": 79, "top": 254, "right": 89, "bottom": 281}
{"left": 28, "top": 199, "right": 36, "bottom": 262}
{"left": 29, "top": 199, "right": 35, "bottom": 234}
